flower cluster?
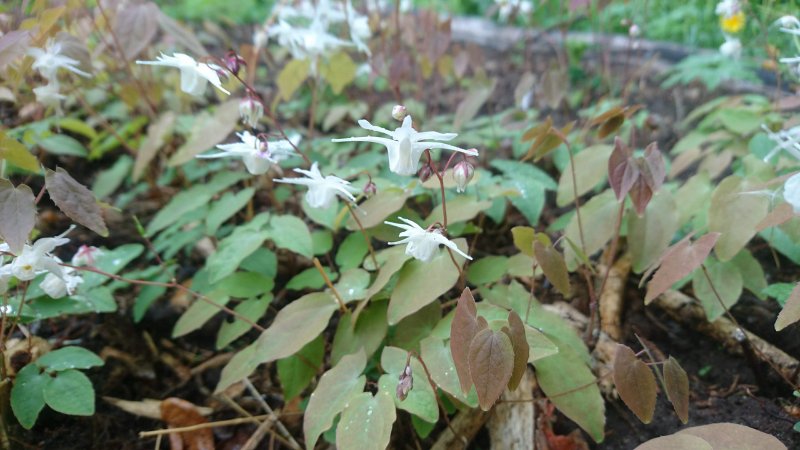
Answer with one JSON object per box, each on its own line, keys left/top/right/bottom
{"left": 257, "top": 0, "right": 371, "bottom": 73}
{"left": 716, "top": 0, "right": 745, "bottom": 58}
{"left": 0, "top": 228, "right": 96, "bottom": 299}
{"left": 28, "top": 39, "right": 91, "bottom": 110}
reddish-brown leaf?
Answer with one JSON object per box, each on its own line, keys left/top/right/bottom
{"left": 522, "top": 117, "right": 552, "bottom": 142}
{"left": 450, "top": 288, "right": 479, "bottom": 394}
{"left": 0, "top": 180, "right": 36, "bottom": 255}
{"left": 114, "top": 2, "right": 160, "bottom": 60}
{"left": 608, "top": 137, "right": 638, "bottom": 201}
{"left": 533, "top": 241, "right": 571, "bottom": 296}
{"left": 160, "top": 398, "right": 214, "bottom": 450}
{"left": 597, "top": 113, "right": 625, "bottom": 139}
{"left": 503, "top": 311, "right": 530, "bottom": 391}
{"left": 677, "top": 423, "right": 787, "bottom": 450}
{"left": 468, "top": 328, "right": 514, "bottom": 411}
{"left": 644, "top": 233, "right": 720, "bottom": 304}
{"left": 641, "top": 142, "right": 665, "bottom": 192}
{"left": 756, "top": 202, "right": 795, "bottom": 232}
{"left": 629, "top": 177, "right": 654, "bottom": 216}
{"left": 45, "top": 167, "right": 108, "bottom": 236}
{"left": 775, "top": 283, "right": 800, "bottom": 331}
{"left": 662, "top": 356, "right": 689, "bottom": 423}
{"left": 612, "top": 344, "right": 657, "bottom": 423}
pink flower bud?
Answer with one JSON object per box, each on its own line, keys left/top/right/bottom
{"left": 629, "top": 24, "right": 641, "bottom": 37}
{"left": 363, "top": 180, "right": 377, "bottom": 196}
{"left": 396, "top": 363, "right": 413, "bottom": 401}
{"left": 239, "top": 97, "right": 264, "bottom": 128}
{"left": 223, "top": 51, "right": 246, "bottom": 77}
{"left": 452, "top": 159, "right": 475, "bottom": 193}
{"left": 392, "top": 105, "right": 408, "bottom": 121}
{"left": 418, "top": 165, "right": 433, "bottom": 183}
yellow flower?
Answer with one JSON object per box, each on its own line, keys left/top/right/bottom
{"left": 720, "top": 11, "right": 746, "bottom": 34}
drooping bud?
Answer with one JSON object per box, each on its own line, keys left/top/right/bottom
{"left": 71, "top": 245, "right": 102, "bottom": 266}
{"left": 452, "top": 159, "right": 475, "bottom": 193}
{"left": 396, "top": 363, "right": 413, "bottom": 401}
{"left": 239, "top": 97, "right": 264, "bottom": 128}
{"left": 418, "top": 165, "right": 433, "bottom": 183}
{"left": 629, "top": 24, "right": 640, "bottom": 38}
{"left": 363, "top": 180, "right": 377, "bottom": 196}
{"left": 223, "top": 51, "right": 246, "bottom": 77}
{"left": 392, "top": 105, "right": 408, "bottom": 121}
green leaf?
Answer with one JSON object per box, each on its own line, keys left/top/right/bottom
{"left": 378, "top": 346, "right": 438, "bottom": 423}
{"left": 57, "top": 117, "right": 97, "bottom": 140}
{"left": 277, "top": 334, "right": 325, "bottom": 400}
{"left": 365, "top": 245, "right": 411, "bottom": 299}
{"left": 312, "top": 230, "right": 333, "bottom": 255}
{"left": 278, "top": 58, "right": 310, "bottom": 101}
{"left": 336, "top": 391, "right": 396, "bottom": 450}
{"left": 564, "top": 190, "right": 617, "bottom": 271}
{"left": 763, "top": 283, "right": 795, "bottom": 306}
{"left": 534, "top": 340, "right": 605, "bottom": 442}
{"left": 169, "top": 100, "right": 240, "bottom": 165}
{"left": 425, "top": 197, "right": 492, "bottom": 226}
{"left": 388, "top": 238, "right": 468, "bottom": 325}
{"left": 216, "top": 295, "right": 272, "bottom": 349}
{"left": 420, "top": 337, "right": 478, "bottom": 407}
{"left": 467, "top": 256, "right": 508, "bottom": 285}
{"left": 331, "top": 302, "right": 388, "bottom": 364}
{"left": 172, "top": 292, "right": 230, "bottom": 337}
{"left": 304, "top": 350, "right": 367, "bottom": 449}
{"left": 36, "top": 347, "right": 104, "bottom": 371}
{"left": 240, "top": 248, "right": 278, "bottom": 278}
{"left": 556, "top": 145, "right": 613, "bottom": 207}
{"left": 205, "top": 188, "right": 256, "bottom": 235}
{"left": 92, "top": 155, "right": 132, "bottom": 198}
{"left": 333, "top": 268, "right": 370, "bottom": 303}
{"left": 269, "top": 214, "right": 313, "bottom": 259}
{"left": 11, "top": 364, "right": 47, "bottom": 429}
{"left": 82, "top": 244, "right": 144, "bottom": 289}
{"left": 730, "top": 250, "right": 767, "bottom": 300}
{"left": 346, "top": 188, "right": 410, "bottom": 230}
{"left": 708, "top": 176, "right": 769, "bottom": 261}
{"left": 692, "top": 256, "right": 743, "bottom": 322}
{"left": 628, "top": 190, "right": 680, "bottom": 274}
{"left": 215, "top": 272, "right": 274, "bottom": 298}
{"left": 0, "top": 134, "right": 40, "bottom": 172}
{"left": 43, "top": 369, "right": 95, "bottom": 416}
{"left": 336, "top": 232, "right": 369, "bottom": 270}
{"left": 38, "top": 134, "right": 88, "bottom": 157}
{"left": 286, "top": 266, "right": 337, "bottom": 291}
{"left": 215, "top": 344, "right": 258, "bottom": 394}
{"left": 319, "top": 52, "right": 357, "bottom": 94}
{"left": 205, "top": 217, "right": 271, "bottom": 284}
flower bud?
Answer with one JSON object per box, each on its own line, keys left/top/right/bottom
{"left": 629, "top": 24, "right": 640, "bottom": 38}
{"left": 392, "top": 105, "right": 408, "bottom": 121}
{"left": 418, "top": 165, "right": 433, "bottom": 183}
{"left": 223, "top": 51, "right": 246, "bottom": 77}
{"left": 40, "top": 273, "right": 67, "bottom": 299}
{"left": 452, "top": 159, "right": 475, "bottom": 193}
{"left": 396, "top": 363, "right": 413, "bottom": 401}
{"left": 363, "top": 180, "right": 377, "bottom": 196}
{"left": 239, "top": 97, "right": 264, "bottom": 128}
{"left": 71, "top": 245, "right": 102, "bottom": 266}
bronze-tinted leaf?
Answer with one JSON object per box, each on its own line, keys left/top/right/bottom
{"left": 663, "top": 356, "right": 689, "bottom": 423}
{"left": 533, "top": 241, "right": 571, "bottom": 296}
{"left": 756, "top": 202, "right": 795, "bottom": 232}
{"left": 608, "top": 137, "right": 638, "bottom": 201}
{"left": 598, "top": 113, "right": 625, "bottom": 139}
{"left": 503, "top": 311, "right": 529, "bottom": 391}
{"left": 612, "top": 344, "right": 657, "bottom": 423}
{"left": 521, "top": 117, "right": 552, "bottom": 142}
{"left": 113, "top": 2, "right": 160, "bottom": 60}
{"left": 160, "top": 397, "right": 214, "bottom": 450}
{"left": 635, "top": 434, "right": 713, "bottom": 450}
{"left": 641, "top": 142, "right": 665, "bottom": 191}
{"left": 468, "top": 328, "right": 514, "bottom": 411}
{"left": 644, "top": 233, "right": 720, "bottom": 304}
{"left": 677, "top": 423, "right": 787, "bottom": 450}
{"left": 775, "top": 283, "right": 800, "bottom": 331}
{"left": 450, "top": 288, "right": 479, "bottom": 394}
{"left": 45, "top": 167, "right": 108, "bottom": 236}
{"left": 629, "top": 177, "right": 654, "bottom": 216}
{"left": 0, "top": 180, "right": 36, "bottom": 255}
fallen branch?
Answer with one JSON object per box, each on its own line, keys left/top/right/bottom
{"left": 653, "top": 290, "right": 800, "bottom": 387}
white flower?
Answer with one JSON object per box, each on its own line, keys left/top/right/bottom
{"left": 715, "top": 0, "right": 740, "bottom": 17}
{"left": 268, "top": 19, "right": 352, "bottom": 65}
{"left": 33, "top": 81, "right": 66, "bottom": 108}
{"left": 761, "top": 124, "right": 800, "bottom": 162}
{"left": 8, "top": 229, "right": 72, "bottom": 281}
{"left": 273, "top": 162, "right": 357, "bottom": 208}
{"left": 777, "top": 15, "right": 800, "bottom": 31}
{"left": 332, "top": 116, "right": 479, "bottom": 176}
{"left": 720, "top": 36, "right": 742, "bottom": 58}
{"left": 29, "top": 39, "right": 90, "bottom": 80}
{"left": 135, "top": 53, "right": 230, "bottom": 97}
{"left": 496, "top": 0, "right": 533, "bottom": 22}
{"left": 239, "top": 97, "right": 264, "bottom": 128}
{"left": 197, "top": 131, "right": 299, "bottom": 175}
{"left": 384, "top": 217, "right": 472, "bottom": 263}
{"left": 784, "top": 173, "right": 800, "bottom": 214}
{"left": 40, "top": 268, "right": 82, "bottom": 298}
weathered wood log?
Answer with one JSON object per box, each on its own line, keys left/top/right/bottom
{"left": 488, "top": 369, "right": 535, "bottom": 449}
{"left": 431, "top": 408, "right": 490, "bottom": 450}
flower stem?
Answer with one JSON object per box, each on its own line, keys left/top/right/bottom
{"left": 345, "top": 202, "right": 378, "bottom": 268}
{"left": 312, "top": 258, "right": 346, "bottom": 312}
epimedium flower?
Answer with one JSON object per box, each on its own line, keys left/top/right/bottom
{"left": 40, "top": 267, "right": 83, "bottom": 299}
{"left": 274, "top": 162, "right": 358, "bottom": 208}
{"left": 716, "top": 0, "right": 745, "bottom": 34}
{"left": 332, "top": 116, "right": 479, "bottom": 176}
{"left": 4, "top": 227, "right": 73, "bottom": 281}
{"left": 135, "top": 53, "right": 230, "bottom": 97}
{"left": 784, "top": 173, "right": 800, "bottom": 214}
{"left": 384, "top": 217, "right": 472, "bottom": 263}
{"left": 196, "top": 131, "right": 300, "bottom": 175}
{"left": 719, "top": 35, "right": 742, "bottom": 59}
{"left": 29, "top": 39, "right": 91, "bottom": 81}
